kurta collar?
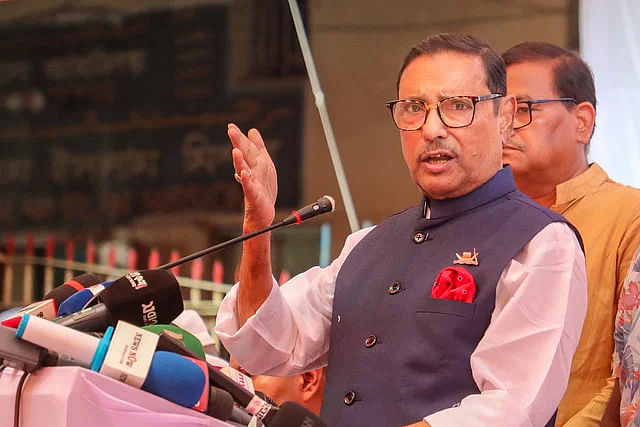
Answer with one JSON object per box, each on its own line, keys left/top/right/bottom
{"left": 554, "top": 163, "right": 608, "bottom": 207}
{"left": 419, "top": 166, "right": 518, "bottom": 220}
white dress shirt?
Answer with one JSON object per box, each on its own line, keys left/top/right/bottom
{"left": 215, "top": 222, "right": 587, "bottom": 426}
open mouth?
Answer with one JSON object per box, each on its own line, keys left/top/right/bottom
{"left": 423, "top": 152, "right": 454, "bottom": 164}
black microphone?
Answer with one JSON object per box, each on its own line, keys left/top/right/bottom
{"left": 281, "top": 196, "right": 335, "bottom": 225}
{"left": 44, "top": 273, "right": 102, "bottom": 305}
{"left": 158, "top": 196, "right": 336, "bottom": 270}
{"left": 268, "top": 402, "right": 327, "bottom": 427}
{"left": 53, "top": 270, "right": 183, "bottom": 332}
{"left": 207, "top": 387, "right": 236, "bottom": 421}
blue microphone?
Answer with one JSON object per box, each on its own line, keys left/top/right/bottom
{"left": 142, "top": 350, "right": 206, "bottom": 408}
{"left": 57, "top": 281, "right": 113, "bottom": 317}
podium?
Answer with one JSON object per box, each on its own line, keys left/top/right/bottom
{"left": 0, "top": 366, "right": 233, "bottom": 426}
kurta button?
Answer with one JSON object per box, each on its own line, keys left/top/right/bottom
{"left": 365, "top": 335, "right": 377, "bottom": 348}
{"left": 344, "top": 391, "right": 356, "bottom": 405}
{"left": 413, "top": 232, "right": 426, "bottom": 243}
{"left": 388, "top": 282, "right": 401, "bottom": 294}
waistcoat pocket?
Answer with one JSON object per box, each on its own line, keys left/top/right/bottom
{"left": 416, "top": 297, "right": 476, "bottom": 319}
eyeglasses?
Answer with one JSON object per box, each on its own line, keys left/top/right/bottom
{"left": 514, "top": 98, "right": 578, "bottom": 129}
{"left": 385, "top": 94, "right": 503, "bottom": 130}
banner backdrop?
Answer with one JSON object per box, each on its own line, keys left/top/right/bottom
{"left": 0, "top": 5, "right": 303, "bottom": 231}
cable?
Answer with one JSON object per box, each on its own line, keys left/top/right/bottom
{"left": 14, "top": 370, "right": 29, "bottom": 427}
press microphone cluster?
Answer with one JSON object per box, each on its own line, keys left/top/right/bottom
{"left": 0, "top": 197, "right": 336, "bottom": 425}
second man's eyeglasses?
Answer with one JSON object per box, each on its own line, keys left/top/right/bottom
{"left": 514, "top": 98, "right": 578, "bottom": 129}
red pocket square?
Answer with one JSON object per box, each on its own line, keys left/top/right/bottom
{"left": 431, "top": 266, "right": 476, "bottom": 303}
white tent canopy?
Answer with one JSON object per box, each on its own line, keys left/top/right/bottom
{"left": 580, "top": 0, "right": 640, "bottom": 187}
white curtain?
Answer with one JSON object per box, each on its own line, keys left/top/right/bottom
{"left": 580, "top": 0, "right": 640, "bottom": 187}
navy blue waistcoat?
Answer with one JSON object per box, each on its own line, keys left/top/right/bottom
{"left": 321, "top": 167, "right": 581, "bottom": 427}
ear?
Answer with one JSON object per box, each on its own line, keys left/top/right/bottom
{"left": 574, "top": 101, "right": 596, "bottom": 145}
{"left": 498, "top": 95, "right": 516, "bottom": 138}
{"left": 300, "top": 368, "right": 324, "bottom": 402}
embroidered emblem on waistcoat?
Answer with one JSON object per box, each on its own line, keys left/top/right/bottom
{"left": 453, "top": 248, "right": 479, "bottom": 266}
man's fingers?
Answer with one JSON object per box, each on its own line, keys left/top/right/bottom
{"left": 232, "top": 148, "right": 251, "bottom": 175}
{"left": 247, "top": 128, "right": 266, "bottom": 150}
{"left": 228, "top": 124, "right": 263, "bottom": 168}
{"left": 227, "top": 124, "right": 251, "bottom": 152}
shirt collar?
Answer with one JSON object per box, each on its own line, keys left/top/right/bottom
{"left": 554, "top": 162, "right": 608, "bottom": 206}
{"left": 419, "top": 165, "right": 518, "bottom": 220}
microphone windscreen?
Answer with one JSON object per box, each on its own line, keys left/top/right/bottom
{"left": 98, "top": 270, "right": 183, "bottom": 327}
{"left": 44, "top": 273, "right": 101, "bottom": 307}
{"left": 207, "top": 387, "right": 235, "bottom": 421}
{"left": 268, "top": 402, "right": 327, "bottom": 427}
{"left": 143, "top": 324, "right": 206, "bottom": 360}
{"left": 141, "top": 350, "right": 206, "bottom": 408}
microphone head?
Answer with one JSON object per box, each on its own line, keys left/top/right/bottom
{"left": 44, "top": 273, "right": 101, "bottom": 307}
{"left": 98, "top": 270, "right": 184, "bottom": 328}
{"left": 269, "top": 402, "right": 327, "bottom": 427}
{"left": 143, "top": 324, "right": 206, "bottom": 360}
{"left": 268, "top": 401, "right": 327, "bottom": 427}
{"left": 141, "top": 350, "right": 206, "bottom": 408}
{"left": 207, "top": 387, "right": 235, "bottom": 421}
{"left": 319, "top": 195, "right": 335, "bottom": 213}
{"left": 57, "top": 283, "right": 107, "bottom": 317}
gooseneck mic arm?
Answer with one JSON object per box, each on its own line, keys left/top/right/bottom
{"left": 157, "top": 196, "right": 335, "bottom": 270}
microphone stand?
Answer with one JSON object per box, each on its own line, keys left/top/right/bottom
{"left": 157, "top": 196, "right": 335, "bottom": 270}
{"left": 157, "top": 221, "right": 286, "bottom": 270}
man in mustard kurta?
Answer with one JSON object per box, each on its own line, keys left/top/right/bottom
{"left": 502, "top": 42, "right": 640, "bottom": 426}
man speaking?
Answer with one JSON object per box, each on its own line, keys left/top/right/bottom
{"left": 215, "top": 33, "right": 587, "bottom": 427}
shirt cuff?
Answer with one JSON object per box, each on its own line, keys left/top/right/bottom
{"left": 214, "top": 278, "right": 299, "bottom": 375}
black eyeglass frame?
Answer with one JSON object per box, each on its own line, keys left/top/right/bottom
{"left": 514, "top": 97, "right": 578, "bottom": 129}
{"left": 385, "top": 94, "right": 503, "bottom": 130}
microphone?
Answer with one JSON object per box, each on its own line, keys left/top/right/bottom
{"left": 0, "top": 325, "right": 51, "bottom": 372}
{"left": 57, "top": 281, "right": 113, "bottom": 317}
{"left": 143, "top": 323, "right": 207, "bottom": 360}
{"left": 221, "top": 365, "right": 256, "bottom": 393}
{"left": 268, "top": 402, "right": 327, "bottom": 427}
{"left": 52, "top": 270, "right": 183, "bottom": 332}
{"left": 158, "top": 196, "right": 336, "bottom": 270}
{"left": 44, "top": 273, "right": 102, "bottom": 305}
{"left": 0, "top": 273, "right": 101, "bottom": 325}
{"left": 14, "top": 314, "right": 206, "bottom": 408}
{"left": 207, "top": 387, "right": 236, "bottom": 422}
{"left": 282, "top": 196, "right": 335, "bottom": 225}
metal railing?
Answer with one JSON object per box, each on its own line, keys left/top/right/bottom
{"left": 0, "top": 252, "right": 233, "bottom": 348}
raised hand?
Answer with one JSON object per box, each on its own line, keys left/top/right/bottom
{"left": 228, "top": 123, "right": 278, "bottom": 232}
